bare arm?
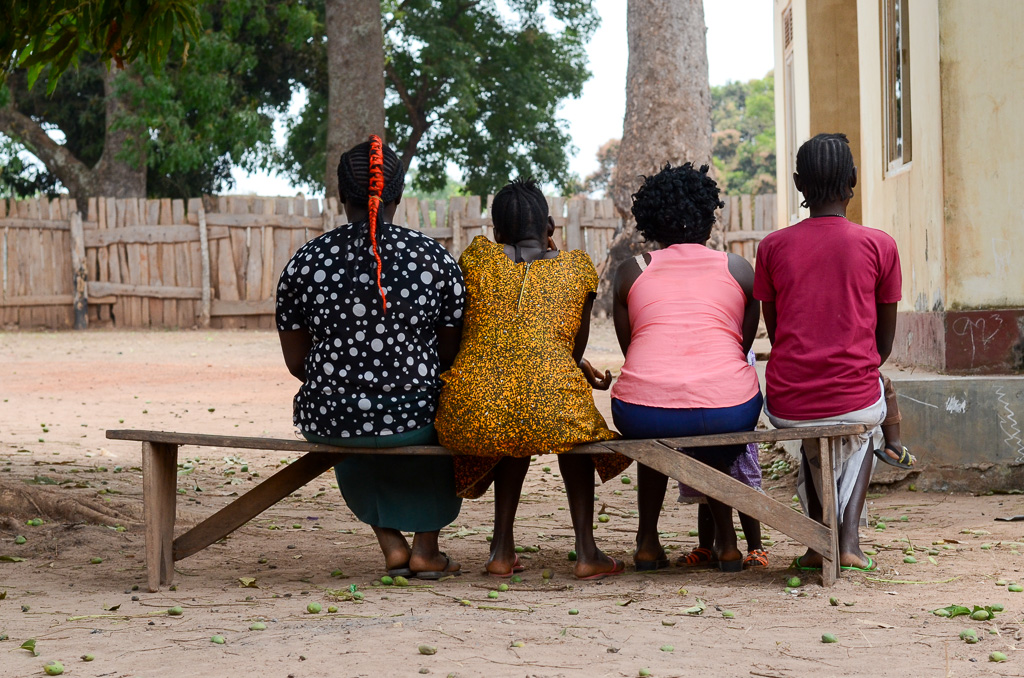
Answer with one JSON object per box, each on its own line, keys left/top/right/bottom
{"left": 612, "top": 255, "right": 644, "bottom": 356}
{"left": 727, "top": 253, "right": 761, "bottom": 354}
{"left": 572, "top": 294, "right": 596, "bottom": 365}
{"left": 762, "top": 301, "right": 777, "bottom": 345}
{"left": 278, "top": 329, "right": 314, "bottom": 381}
{"left": 876, "top": 302, "right": 898, "bottom": 365}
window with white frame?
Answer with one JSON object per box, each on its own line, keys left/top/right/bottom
{"left": 882, "top": 0, "right": 912, "bottom": 170}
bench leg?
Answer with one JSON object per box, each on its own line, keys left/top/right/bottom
{"left": 817, "top": 437, "right": 840, "bottom": 586}
{"left": 142, "top": 441, "right": 178, "bottom": 592}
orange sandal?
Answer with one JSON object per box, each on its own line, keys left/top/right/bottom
{"left": 743, "top": 549, "right": 770, "bottom": 569}
{"left": 675, "top": 546, "right": 717, "bottom": 568}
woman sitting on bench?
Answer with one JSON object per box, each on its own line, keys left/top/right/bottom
{"left": 276, "top": 136, "right": 464, "bottom": 580}
{"left": 435, "top": 178, "right": 629, "bottom": 580}
{"left": 610, "top": 163, "right": 762, "bottom": 573}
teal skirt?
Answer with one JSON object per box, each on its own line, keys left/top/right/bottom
{"left": 302, "top": 425, "right": 462, "bottom": 533}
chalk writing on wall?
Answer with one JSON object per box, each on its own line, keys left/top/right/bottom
{"left": 994, "top": 386, "right": 1024, "bottom": 463}
{"left": 944, "top": 395, "right": 967, "bottom": 414}
{"left": 951, "top": 315, "right": 1005, "bottom": 369}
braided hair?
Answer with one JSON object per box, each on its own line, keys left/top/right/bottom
{"left": 630, "top": 163, "right": 724, "bottom": 245}
{"left": 795, "top": 133, "right": 855, "bottom": 208}
{"left": 490, "top": 178, "right": 549, "bottom": 242}
{"left": 337, "top": 135, "right": 405, "bottom": 313}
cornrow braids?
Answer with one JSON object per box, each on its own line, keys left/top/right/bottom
{"left": 491, "top": 178, "right": 549, "bottom": 242}
{"left": 337, "top": 136, "right": 406, "bottom": 314}
{"left": 795, "top": 133, "right": 855, "bottom": 208}
{"left": 630, "top": 162, "right": 724, "bottom": 246}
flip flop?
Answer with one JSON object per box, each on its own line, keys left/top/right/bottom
{"left": 576, "top": 557, "right": 626, "bottom": 581}
{"left": 675, "top": 546, "right": 717, "bottom": 568}
{"left": 789, "top": 556, "right": 822, "bottom": 572}
{"left": 634, "top": 557, "right": 670, "bottom": 572}
{"left": 487, "top": 554, "right": 526, "bottom": 578}
{"left": 840, "top": 556, "right": 876, "bottom": 572}
{"left": 410, "top": 553, "right": 462, "bottom": 580}
{"left": 873, "top": 443, "right": 915, "bottom": 470}
{"left": 386, "top": 566, "right": 413, "bottom": 577}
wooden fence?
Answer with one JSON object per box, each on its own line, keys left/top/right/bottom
{"left": 0, "top": 192, "right": 775, "bottom": 330}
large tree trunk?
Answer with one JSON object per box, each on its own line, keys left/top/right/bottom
{"left": 595, "top": 0, "right": 714, "bottom": 314}
{"left": 94, "top": 67, "right": 147, "bottom": 197}
{"left": 324, "top": 0, "right": 386, "bottom": 200}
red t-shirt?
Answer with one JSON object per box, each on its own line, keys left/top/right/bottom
{"left": 753, "top": 217, "right": 902, "bottom": 420}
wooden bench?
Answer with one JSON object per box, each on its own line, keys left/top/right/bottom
{"left": 105, "top": 424, "right": 869, "bottom": 592}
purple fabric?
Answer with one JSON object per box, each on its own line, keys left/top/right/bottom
{"left": 678, "top": 442, "right": 762, "bottom": 501}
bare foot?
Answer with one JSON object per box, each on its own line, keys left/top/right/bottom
{"left": 485, "top": 553, "right": 522, "bottom": 576}
{"left": 372, "top": 527, "right": 411, "bottom": 571}
{"left": 839, "top": 549, "right": 873, "bottom": 569}
{"left": 573, "top": 553, "right": 625, "bottom": 579}
{"left": 633, "top": 536, "right": 665, "bottom": 564}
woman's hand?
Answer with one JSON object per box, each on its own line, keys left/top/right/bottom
{"left": 579, "top": 358, "right": 613, "bottom": 390}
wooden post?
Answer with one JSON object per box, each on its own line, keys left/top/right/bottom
{"left": 69, "top": 212, "right": 88, "bottom": 329}
{"left": 818, "top": 436, "right": 839, "bottom": 586}
{"left": 198, "top": 206, "right": 211, "bottom": 328}
{"left": 142, "top": 441, "right": 179, "bottom": 591}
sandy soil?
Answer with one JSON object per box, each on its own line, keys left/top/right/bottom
{"left": 1, "top": 322, "right": 1023, "bottom": 678}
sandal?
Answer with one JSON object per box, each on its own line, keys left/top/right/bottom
{"left": 789, "top": 556, "right": 822, "bottom": 572}
{"left": 874, "top": 442, "right": 915, "bottom": 470}
{"left": 487, "top": 554, "right": 526, "bottom": 578}
{"left": 743, "top": 549, "right": 770, "bottom": 569}
{"left": 675, "top": 546, "right": 717, "bottom": 568}
{"left": 386, "top": 566, "right": 413, "bottom": 577}
{"left": 410, "top": 553, "right": 462, "bottom": 580}
{"left": 576, "top": 556, "right": 626, "bottom": 581}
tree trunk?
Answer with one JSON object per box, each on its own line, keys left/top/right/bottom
{"left": 595, "top": 0, "right": 714, "bottom": 314}
{"left": 94, "top": 67, "right": 147, "bottom": 198}
{"left": 324, "top": 0, "right": 387, "bottom": 200}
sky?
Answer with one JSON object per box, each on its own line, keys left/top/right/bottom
{"left": 232, "top": 0, "right": 776, "bottom": 196}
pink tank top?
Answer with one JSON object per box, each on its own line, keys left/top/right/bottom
{"left": 611, "top": 244, "right": 760, "bottom": 409}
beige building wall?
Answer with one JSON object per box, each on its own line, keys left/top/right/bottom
{"left": 773, "top": 0, "right": 811, "bottom": 227}
{"left": 938, "top": 0, "right": 1024, "bottom": 308}
{"left": 855, "top": 0, "right": 946, "bottom": 313}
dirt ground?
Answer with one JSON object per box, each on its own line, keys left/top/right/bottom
{"left": 1, "top": 322, "right": 1023, "bottom": 678}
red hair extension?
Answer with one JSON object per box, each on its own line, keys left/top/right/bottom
{"left": 367, "top": 134, "right": 387, "bottom": 313}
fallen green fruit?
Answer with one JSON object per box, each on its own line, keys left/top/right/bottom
{"left": 904, "top": 556, "right": 917, "bottom": 564}
{"left": 542, "top": 466, "right": 551, "bottom": 473}
{"left": 829, "top": 597, "right": 839, "bottom": 606}
{"left": 568, "top": 608, "right": 579, "bottom": 615}
{"left": 621, "top": 476, "right": 631, "bottom": 484}
{"left": 488, "top": 591, "right": 499, "bottom": 599}
{"left": 394, "top": 576, "right": 410, "bottom": 587}
{"left": 970, "top": 610, "right": 990, "bottom": 621}
{"left": 81, "top": 654, "right": 94, "bottom": 661}
{"left": 211, "top": 635, "right": 225, "bottom": 644}
{"left": 328, "top": 606, "right": 338, "bottom": 613}
{"left": 292, "top": 524, "right": 302, "bottom": 529}
{"left": 460, "top": 599, "right": 471, "bottom": 606}
{"left": 167, "top": 606, "right": 183, "bottom": 616}
{"left": 1008, "top": 584, "right": 1023, "bottom": 592}
{"left": 989, "top": 652, "right": 1008, "bottom": 662}
{"left": 380, "top": 575, "right": 394, "bottom": 585}
{"left": 821, "top": 633, "right": 838, "bottom": 644}
{"left": 514, "top": 545, "right": 525, "bottom": 553}
{"left": 14, "top": 536, "right": 26, "bottom": 545}
{"left": 991, "top": 603, "right": 1004, "bottom": 612}
{"left": 786, "top": 576, "right": 802, "bottom": 588}
{"left": 661, "top": 620, "right": 675, "bottom": 626}
{"left": 688, "top": 529, "right": 699, "bottom": 537}
{"left": 249, "top": 622, "right": 267, "bottom": 631}
{"left": 721, "top": 610, "right": 735, "bottom": 618}
{"left": 44, "top": 661, "right": 64, "bottom": 675}
{"left": 498, "top": 584, "right": 509, "bottom": 592}
{"left": 541, "top": 569, "right": 553, "bottom": 579}
{"left": 418, "top": 644, "right": 437, "bottom": 656}
{"left": 995, "top": 579, "right": 1007, "bottom": 586}
{"left": 307, "top": 602, "right": 322, "bottom": 614}
{"left": 511, "top": 575, "right": 523, "bottom": 583}
{"left": 659, "top": 645, "right": 674, "bottom": 652}
{"left": 959, "top": 629, "right": 977, "bottom": 641}
{"left": 568, "top": 550, "right": 577, "bottom": 562}
{"left": 638, "top": 670, "right": 652, "bottom": 677}
{"left": 330, "top": 569, "right": 344, "bottom": 577}
{"left": 352, "top": 592, "right": 364, "bottom": 600}
{"left": 90, "top": 557, "right": 103, "bottom": 564}
{"left": 511, "top": 641, "right": 525, "bottom": 648}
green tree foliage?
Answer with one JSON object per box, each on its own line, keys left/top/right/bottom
{"left": 280, "top": 0, "right": 598, "bottom": 196}
{"left": 0, "top": 1, "right": 317, "bottom": 198}
{"left": 710, "top": 72, "right": 775, "bottom": 195}
{"left": 0, "top": 0, "right": 201, "bottom": 93}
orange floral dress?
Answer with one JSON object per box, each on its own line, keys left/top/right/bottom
{"left": 435, "top": 236, "right": 627, "bottom": 498}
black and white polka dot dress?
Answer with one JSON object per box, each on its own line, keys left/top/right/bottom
{"left": 276, "top": 221, "right": 465, "bottom": 439}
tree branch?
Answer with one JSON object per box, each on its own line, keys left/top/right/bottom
{"left": 382, "top": 0, "right": 413, "bottom": 36}
{"left": 385, "top": 60, "right": 430, "bottom": 170}
{"left": 0, "top": 101, "right": 95, "bottom": 198}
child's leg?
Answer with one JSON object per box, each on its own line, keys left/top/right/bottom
{"left": 636, "top": 463, "right": 669, "bottom": 563}
{"left": 739, "top": 512, "right": 762, "bottom": 551}
{"left": 559, "top": 454, "right": 620, "bottom": 577}
{"left": 486, "top": 456, "right": 531, "bottom": 575}
{"left": 706, "top": 497, "right": 742, "bottom": 566}
{"left": 677, "top": 502, "right": 716, "bottom": 566}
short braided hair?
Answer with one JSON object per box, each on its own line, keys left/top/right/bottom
{"left": 337, "top": 140, "right": 405, "bottom": 208}
{"left": 491, "top": 178, "right": 549, "bottom": 242}
{"left": 795, "top": 133, "right": 855, "bottom": 207}
{"left": 630, "top": 163, "right": 723, "bottom": 245}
